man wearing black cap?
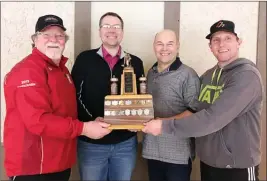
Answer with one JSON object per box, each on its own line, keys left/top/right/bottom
{"left": 142, "top": 20, "right": 264, "bottom": 181}
{"left": 3, "top": 14, "right": 111, "bottom": 181}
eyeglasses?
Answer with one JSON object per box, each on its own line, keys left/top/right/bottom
{"left": 37, "top": 32, "right": 67, "bottom": 40}
{"left": 100, "top": 24, "right": 122, "bottom": 30}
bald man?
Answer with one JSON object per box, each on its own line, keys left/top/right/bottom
{"left": 142, "top": 21, "right": 264, "bottom": 181}
{"left": 141, "top": 29, "right": 200, "bottom": 181}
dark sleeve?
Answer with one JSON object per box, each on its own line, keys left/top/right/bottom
{"left": 162, "top": 70, "right": 263, "bottom": 137}
{"left": 71, "top": 52, "right": 93, "bottom": 121}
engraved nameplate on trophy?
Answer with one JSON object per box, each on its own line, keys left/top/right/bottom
{"left": 104, "top": 53, "right": 154, "bottom": 130}
{"left": 124, "top": 72, "right": 134, "bottom": 93}
{"left": 120, "top": 54, "right": 137, "bottom": 95}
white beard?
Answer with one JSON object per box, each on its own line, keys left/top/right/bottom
{"left": 46, "top": 50, "right": 61, "bottom": 59}
{"left": 45, "top": 43, "right": 64, "bottom": 65}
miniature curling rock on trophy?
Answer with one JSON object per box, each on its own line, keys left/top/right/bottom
{"left": 104, "top": 53, "right": 154, "bottom": 130}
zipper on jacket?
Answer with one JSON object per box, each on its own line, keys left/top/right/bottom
{"left": 108, "top": 65, "right": 112, "bottom": 80}
{"left": 107, "top": 60, "right": 113, "bottom": 79}
{"left": 102, "top": 57, "right": 113, "bottom": 81}
{"left": 40, "top": 137, "right": 44, "bottom": 174}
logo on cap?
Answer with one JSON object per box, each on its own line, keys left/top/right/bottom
{"left": 45, "top": 17, "right": 58, "bottom": 22}
{"left": 35, "top": 14, "right": 66, "bottom": 32}
{"left": 216, "top": 21, "right": 225, "bottom": 28}
{"left": 206, "top": 20, "right": 237, "bottom": 39}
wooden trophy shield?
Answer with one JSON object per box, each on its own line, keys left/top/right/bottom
{"left": 104, "top": 53, "right": 154, "bottom": 130}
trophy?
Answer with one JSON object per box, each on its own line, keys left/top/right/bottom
{"left": 104, "top": 53, "right": 154, "bottom": 130}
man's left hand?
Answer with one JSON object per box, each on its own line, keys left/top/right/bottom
{"left": 142, "top": 119, "right": 162, "bottom": 136}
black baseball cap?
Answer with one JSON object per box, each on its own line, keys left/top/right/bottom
{"left": 206, "top": 20, "right": 237, "bottom": 39}
{"left": 35, "top": 14, "right": 66, "bottom": 32}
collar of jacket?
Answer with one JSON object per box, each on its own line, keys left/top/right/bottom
{"left": 96, "top": 45, "right": 126, "bottom": 59}
{"left": 151, "top": 57, "right": 182, "bottom": 73}
{"left": 32, "top": 47, "right": 68, "bottom": 68}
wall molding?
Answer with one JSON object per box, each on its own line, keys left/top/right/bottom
{"left": 256, "top": 2, "right": 266, "bottom": 180}
{"left": 164, "top": 2, "right": 180, "bottom": 38}
{"left": 0, "top": 2, "right": 2, "bottom": 145}
{"left": 74, "top": 2, "right": 91, "bottom": 60}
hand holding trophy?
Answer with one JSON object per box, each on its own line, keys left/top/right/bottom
{"left": 104, "top": 53, "right": 154, "bottom": 130}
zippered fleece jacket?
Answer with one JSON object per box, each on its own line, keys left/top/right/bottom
{"left": 71, "top": 47, "right": 144, "bottom": 144}
{"left": 162, "top": 58, "right": 264, "bottom": 169}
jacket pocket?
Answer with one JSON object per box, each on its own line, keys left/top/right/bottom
{"left": 219, "top": 131, "right": 235, "bottom": 165}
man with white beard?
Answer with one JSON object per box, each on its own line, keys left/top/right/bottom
{"left": 3, "top": 14, "right": 111, "bottom": 181}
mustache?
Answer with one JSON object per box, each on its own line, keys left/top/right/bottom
{"left": 46, "top": 43, "right": 62, "bottom": 48}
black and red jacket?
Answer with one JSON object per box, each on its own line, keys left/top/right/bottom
{"left": 71, "top": 47, "right": 144, "bottom": 144}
